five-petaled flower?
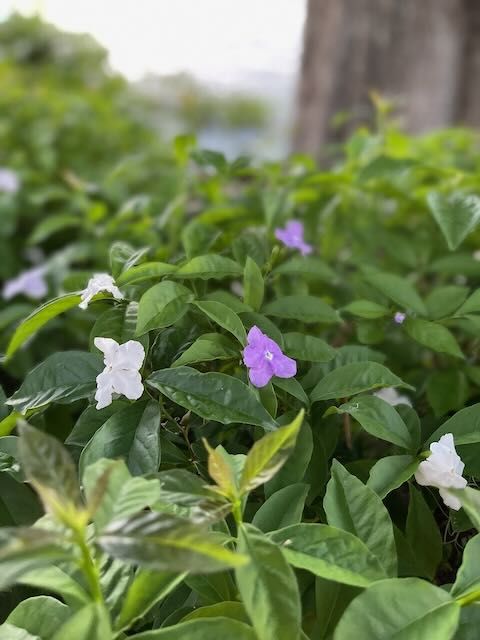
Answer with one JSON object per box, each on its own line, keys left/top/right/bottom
{"left": 242, "top": 325, "right": 296, "bottom": 388}
{"left": 94, "top": 337, "right": 145, "bottom": 409}
{"left": 79, "top": 273, "right": 123, "bottom": 310}
{"left": 0, "top": 168, "right": 20, "bottom": 194}
{"left": 415, "top": 433, "right": 467, "bottom": 510}
{"left": 2, "top": 266, "right": 47, "bottom": 300}
{"left": 274, "top": 220, "right": 312, "bottom": 256}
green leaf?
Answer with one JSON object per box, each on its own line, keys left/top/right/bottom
{"left": 240, "top": 410, "right": 304, "bottom": 494}
{"left": 314, "top": 578, "right": 359, "bottom": 640}
{"left": 283, "top": 332, "right": 336, "bottom": 362}
{"left": 428, "top": 192, "right": 480, "bottom": 251}
{"left": 426, "top": 403, "right": 480, "bottom": 446}
{"left": 28, "top": 214, "right": 82, "bottom": 244}
{"left": 451, "top": 534, "right": 480, "bottom": 598}
{"left": 263, "top": 295, "right": 338, "bottom": 324}
{"left": 147, "top": 367, "right": 277, "bottom": 430}
{"left": 266, "top": 420, "right": 313, "bottom": 497}
{"left": 406, "top": 485, "right": 443, "bottom": 580}
{"left": 128, "top": 618, "right": 257, "bottom": 639}
{"left": 0, "top": 472, "right": 42, "bottom": 525}
{"left": 7, "top": 351, "right": 102, "bottom": 414}
{"left": 342, "top": 300, "right": 390, "bottom": 319}
{"left": 83, "top": 459, "right": 161, "bottom": 532}
{"left": 334, "top": 395, "right": 413, "bottom": 449}
{"left": 310, "top": 361, "right": 412, "bottom": 403}
{"left": 66, "top": 401, "right": 129, "bottom": 447}
{"left": 51, "top": 603, "right": 112, "bottom": 640}
{"left": 115, "top": 571, "right": 185, "bottom": 633}
{"left": 136, "top": 281, "right": 194, "bottom": 335}
{"left": 174, "top": 255, "right": 242, "bottom": 280}
{"left": 5, "top": 294, "right": 83, "bottom": 360}
{"left": 18, "top": 565, "right": 90, "bottom": 608}
{"left": 334, "top": 578, "right": 460, "bottom": 640}
{"left": 0, "top": 528, "right": 71, "bottom": 590}
{"left": 98, "top": 511, "right": 246, "bottom": 574}
{"left": 457, "top": 288, "right": 480, "bottom": 315}
{"left": 270, "top": 524, "right": 386, "bottom": 586}
{"left": 235, "top": 524, "right": 302, "bottom": 640}
{"left": 243, "top": 256, "right": 264, "bottom": 311}
{"left": 90, "top": 302, "right": 147, "bottom": 350}
{"left": 18, "top": 423, "right": 81, "bottom": 510}
{"left": 181, "top": 220, "right": 220, "bottom": 259}
{"left": 0, "top": 624, "right": 38, "bottom": 639}
{"left": 194, "top": 300, "right": 247, "bottom": 345}
{"left": 426, "top": 370, "right": 469, "bottom": 417}
{"left": 272, "top": 377, "right": 309, "bottom": 406}
{"left": 425, "top": 285, "right": 469, "bottom": 320}
{"left": 452, "top": 488, "right": 480, "bottom": 531}
{"left": 7, "top": 596, "right": 69, "bottom": 639}
{"left": 182, "top": 601, "right": 248, "bottom": 623}
{"left": 252, "top": 483, "right": 309, "bottom": 532}
{"left": 324, "top": 460, "right": 397, "bottom": 577}
{"left": 110, "top": 242, "right": 149, "bottom": 278}
{"left": 364, "top": 270, "right": 426, "bottom": 315}
{"left": 172, "top": 333, "right": 238, "bottom": 367}
{"left": 80, "top": 401, "right": 161, "bottom": 478}
{"left": 116, "top": 262, "right": 177, "bottom": 286}
{"left": 367, "top": 455, "right": 418, "bottom": 499}
{"left": 405, "top": 317, "right": 463, "bottom": 358}
{"left": 273, "top": 256, "right": 336, "bottom": 282}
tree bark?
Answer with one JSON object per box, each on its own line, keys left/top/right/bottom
{"left": 293, "top": 0, "right": 468, "bottom": 158}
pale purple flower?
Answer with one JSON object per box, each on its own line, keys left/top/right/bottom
{"left": 94, "top": 337, "right": 145, "bottom": 409}
{"left": 243, "top": 325, "right": 296, "bottom": 388}
{"left": 0, "top": 168, "right": 20, "bottom": 194}
{"left": 2, "top": 266, "right": 47, "bottom": 300}
{"left": 274, "top": 220, "right": 312, "bottom": 256}
{"left": 415, "top": 433, "right": 467, "bottom": 510}
{"left": 394, "top": 311, "right": 406, "bottom": 324}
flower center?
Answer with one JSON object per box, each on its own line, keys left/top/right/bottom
{"left": 264, "top": 350, "right": 274, "bottom": 361}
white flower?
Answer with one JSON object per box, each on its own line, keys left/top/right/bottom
{"left": 0, "top": 168, "right": 20, "bottom": 194}
{"left": 473, "top": 250, "right": 480, "bottom": 262}
{"left": 2, "top": 266, "right": 47, "bottom": 300}
{"left": 373, "top": 387, "right": 412, "bottom": 407}
{"left": 415, "top": 433, "right": 467, "bottom": 510}
{"left": 94, "top": 337, "right": 145, "bottom": 410}
{"left": 79, "top": 273, "right": 123, "bottom": 310}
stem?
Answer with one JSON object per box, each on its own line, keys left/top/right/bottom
{"left": 457, "top": 589, "right": 480, "bottom": 607}
{"left": 72, "top": 526, "right": 103, "bottom": 603}
{"left": 343, "top": 412, "right": 352, "bottom": 450}
{"left": 232, "top": 499, "right": 243, "bottom": 529}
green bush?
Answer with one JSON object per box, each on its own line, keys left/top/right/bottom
{"left": 3, "top": 13, "right": 480, "bottom": 640}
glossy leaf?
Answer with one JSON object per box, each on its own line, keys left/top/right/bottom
{"left": 263, "top": 295, "right": 338, "bottom": 324}
{"left": 194, "top": 300, "right": 247, "bottom": 345}
{"left": 147, "top": 367, "right": 277, "bottom": 430}
{"left": 136, "top": 281, "right": 194, "bottom": 334}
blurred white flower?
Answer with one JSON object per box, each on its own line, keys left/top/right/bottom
{"left": 473, "top": 250, "right": 480, "bottom": 261}
{"left": 373, "top": 387, "right": 412, "bottom": 407}
{"left": 79, "top": 273, "right": 123, "bottom": 310}
{"left": 415, "top": 433, "right": 467, "bottom": 510}
{"left": 0, "top": 168, "right": 20, "bottom": 194}
{"left": 94, "top": 337, "right": 145, "bottom": 410}
{"left": 2, "top": 266, "right": 47, "bottom": 300}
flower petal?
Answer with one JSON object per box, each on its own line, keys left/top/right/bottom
{"left": 94, "top": 337, "right": 119, "bottom": 364}
{"left": 248, "top": 363, "right": 273, "bottom": 388}
{"left": 95, "top": 371, "right": 114, "bottom": 409}
{"left": 272, "top": 353, "right": 297, "bottom": 379}
{"left": 110, "top": 369, "right": 144, "bottom": 400}
{"left": 439, "top": 488, "right": 462, "bottom": 511}
{"left": 114, "top": 340, "right": 145, "bottom": 371}
{"left": 243, "top": 344, "right": 264, "bottom": 368}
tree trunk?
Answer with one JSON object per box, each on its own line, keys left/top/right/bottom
{"left": 293, "top": 0, "right": 468, "bottom": 158}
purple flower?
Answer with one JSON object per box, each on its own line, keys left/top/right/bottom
{"left": 243, "top": 325, "right": 296, "bottom": 388}
{"left": 394, "top": 311, "right": 406, "bottom": 324}
{"left": 0, "top": 168, "right": 20, "bottom": 194}
{"left": 275, "top": 220, "right": 312, "bottom": 256}
{"left": 2, "top": 266, "right": 47, "bottom": 300}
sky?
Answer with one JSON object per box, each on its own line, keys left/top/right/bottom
{"left": 1, "top": 0, "right": 307, "bottom": 85}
